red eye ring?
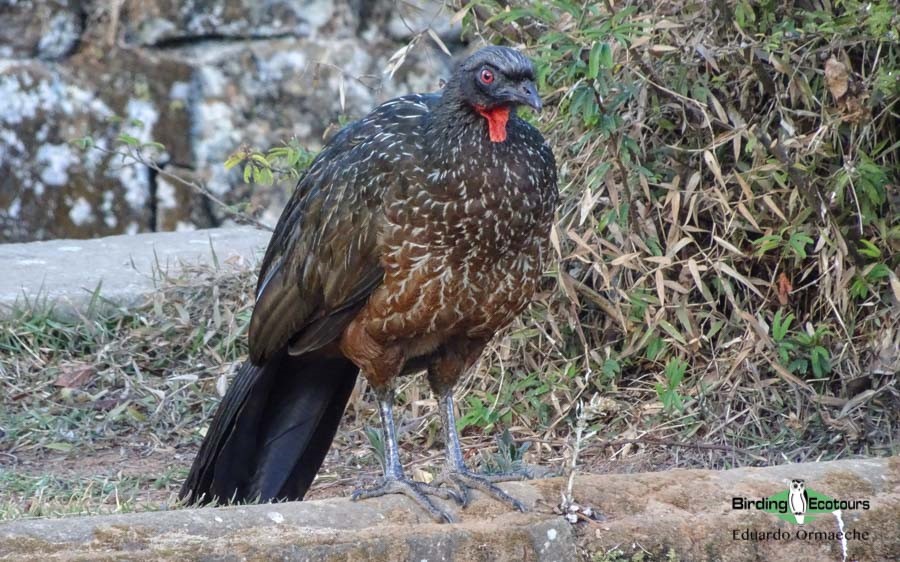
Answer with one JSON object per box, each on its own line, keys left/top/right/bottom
{"left": 480, "top": 69, "right": 494, "bottom": 84}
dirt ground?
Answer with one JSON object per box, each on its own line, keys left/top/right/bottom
{"left": 1, "top": 420, "right": 703, "bottom": 518}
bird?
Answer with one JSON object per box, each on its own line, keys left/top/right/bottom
{"left": 789, "top": 479, "right": 808, "bottom": 524}
{"left": 179, "top": 46, "right": 558, "bottom": 523}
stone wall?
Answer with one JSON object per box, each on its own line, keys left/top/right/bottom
{"left": 1, "top": 458, "right": 897, "bottom": 561}
{"left": 0, "top": 0, "right": 461, "bottom": 242}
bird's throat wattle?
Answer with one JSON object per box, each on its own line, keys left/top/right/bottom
{"left": 474, "top": 105, "right": 510, "bottom": 143}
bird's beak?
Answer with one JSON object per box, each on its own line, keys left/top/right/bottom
{"left": 508, "top": 80, "right": 542, "bottom": 113}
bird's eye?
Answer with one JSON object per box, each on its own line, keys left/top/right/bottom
{"left": 480, "top": 69, "right": 494, "bottom": 84}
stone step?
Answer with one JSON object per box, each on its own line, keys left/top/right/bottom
{"left": 0, "top": 457, "right": 896, "bottom": 561}
{"left": 0, "top": 227, "right": 270, "bottom": 317}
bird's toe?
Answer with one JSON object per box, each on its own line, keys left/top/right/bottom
{"left": 417, "top": 481, "right": 465, "bottom": 505}
{"left": 351, "top": 477, "right": 456, "bottom": 523}
{"left": 480, "top": 467, "right": 533, "bottom": 483}
{"left": 443, "top": 469, "right": 529, "bottom": 512}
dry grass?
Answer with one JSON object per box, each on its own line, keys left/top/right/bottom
{"left": 0, "top": 264, "right": 257, "bottom": 519}
{"left": 459, "top": 0, "right": 899, "bottom": 470}
{"left": 2, "top": 0, "right": 898, "bottom": 522}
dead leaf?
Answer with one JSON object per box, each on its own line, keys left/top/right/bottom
{"left": 216, "top": 374, "right": 229, "bottom": 397}
{"left": 412, "top": 466, "right": 434, "bottom": 483}
{"left": 715, "top": 262, "right": 764, "bottom": 298}
{"left": 649, "top": 45, "right": 678, "bottom": 57}
{"left": 707, "top": 92, "right": 728, "bottom": 123}
{"left": 558, "top": 271, "right": 580, "bottom": 305}
{"left": 90, "top": 398, "right": 124, "bottom": 411}
{"left": 776, "top": 272, "right": 792, "bottom": 305}
{"left": 654, "top": 20, "right": 684, "bottom": 30}
{"left": 555, "top": 11, "right": 575, "bottom": 32}
{"left": 713, "top": 235, "right": 745, "bottom": 257}
{"left": 449, "top": 4, "right": 470, "bottom": 25}
{"left": 427, "top": 28, "right": 452, "bottom": 57}
{"left": 890, "top": 272, "right": 900, "bottom": 303}
{"left": 384, "top": 41, "right": 416, "bottom": 79}
{"left": 695, "top": 44, "right": 720, "bottom": 72}
{"left": 703, "top": 150, "right": 726, "bottom": 189}
{"left": 549, "top": 223, "right": 562, "bottom": 258}
{"left": 825, "top": 56, "right": 849, "bottom": 100}
{"left": 54, "top": 364, "right": 93, "bottom": 389}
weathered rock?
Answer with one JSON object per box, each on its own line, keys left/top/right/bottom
{"left": 0, "top": 49, "right": 192, "bottom": 241}
{"left": 0, "top": 0, "right": 460, "bottom": 242}
{"left": 0, "top": 58, "right": 125, "bottom": 242}
{"left": 0, "top": 227, "right": 269, "bottom": 317}
{"left": 121, "top": 0, "right": 352, "bottom": 46}
{"left": 0, "top": 0, "right": 83, "bottom": 60}
{"left": 0, "top": 457, "right": 895, "bottom": 561}
{"left": 71, "top": 47, "right": 195, "bottom": 163}
{"left": 573, "top": 457, "right": 899, "bottom": 562}
{"left": 0, "top": 499, "right": 574, "bottom": 562}
{"left": 174, "top": 36, "right": 452, "bottom": 224}
{"left": 153, "top": 165, "right": 220, "bottom": 232}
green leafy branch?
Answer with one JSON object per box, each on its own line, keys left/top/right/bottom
{"left": 753, "top": 227, "right": 815, "bottom": 260}
{"left": 72, "top": 122, "right": 287, "bottom": 232}
{"left": 224, "top": 140, "right": 315, "bottom": 187}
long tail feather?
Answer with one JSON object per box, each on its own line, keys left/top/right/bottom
{"left": 179, "top": 350, "right": 358, "bottom": 505}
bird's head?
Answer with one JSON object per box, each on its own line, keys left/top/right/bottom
{"left": 453, "top": 46, "right": 541, "bottom": 142}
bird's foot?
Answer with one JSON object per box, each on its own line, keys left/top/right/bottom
{"left": 351, "top": 475, "right": 459, "bottom": 523}
{"left": 433, "top": 467, "right": 531, "bottom": 511}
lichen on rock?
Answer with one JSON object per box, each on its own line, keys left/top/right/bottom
{"left": 0, "top": 0, "right": 83, "bottom": 60}
{"left": 1, "top": 0, "right": 460, "bottom": 242}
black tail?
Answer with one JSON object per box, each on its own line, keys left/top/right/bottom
{"left": 179, "top": 350, "right": 358, "bottom": 505}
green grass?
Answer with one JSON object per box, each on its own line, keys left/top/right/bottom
{"left": 0, "top": 467, "right": 186, "bottom": 520}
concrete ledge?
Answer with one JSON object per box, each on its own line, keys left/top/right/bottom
{"left": 1, "top": 457, "right": 896, "bottom": 561}
{"left": 0, "top": 227, "right": 271, "bottom": 317}
{"left": 0, "top": 485, "right": 573, "bottom": 562}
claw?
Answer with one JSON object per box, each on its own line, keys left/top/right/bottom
{"left": 418, "top": 480, "right": 464, "bottom": 505}
{"left": 352, "top": 476, "right": 457, "bottom": 523}
{"left": 434, "top": 469, "right": 529, "bottom": 512}
{"left": 431, "top": 473, "right": 469, "bottom": 507}
{"left": 432, "top": 391, "right": 534, "bottom": 513}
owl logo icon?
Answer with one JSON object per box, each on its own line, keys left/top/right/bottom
{"left": 789, "top": 479, "right": 809, "bottom": 524}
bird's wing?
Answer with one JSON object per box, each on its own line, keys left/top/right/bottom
{"left": 248, "top": 94, "right": 436, "bottom": 364}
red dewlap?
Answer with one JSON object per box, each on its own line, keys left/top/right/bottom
{"left": 474, "top": 105, "right": 510, "bottom": 143}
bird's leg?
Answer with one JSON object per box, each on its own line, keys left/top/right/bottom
{"left": 433, "top": 389, "right": 529, "bottom": 511}
{"left": 351, "top": 386, "right": 459, "bottom": 523}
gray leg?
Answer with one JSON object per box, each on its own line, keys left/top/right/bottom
{"left": 351, "top": 387, "right": 459, "bottom": 523}
{"left": 377, "top": 386, "right": 405, "bottom": 479}
{"left": 434, "top": 390, "right": 528, "bottom": 511}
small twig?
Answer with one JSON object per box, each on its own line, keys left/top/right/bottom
{"left": 96, "top": 145, "right": 274, "bottom": 232}
{"left": 563, "top": 401, "right": 595, "bottom": 506}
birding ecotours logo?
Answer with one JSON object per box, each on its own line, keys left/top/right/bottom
{"left": 732, "top": 479, "right": 869, "bottom": 525}
{"left": 788, "top": 479, "right": 809, "bottom": 524}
